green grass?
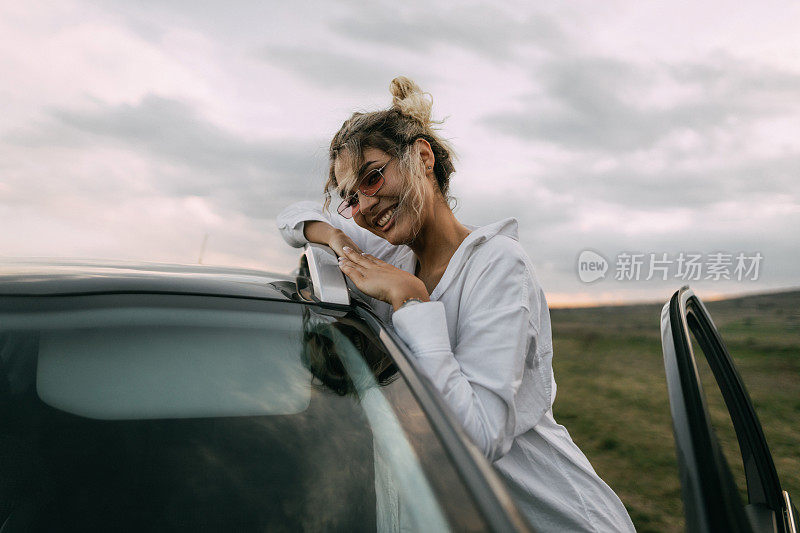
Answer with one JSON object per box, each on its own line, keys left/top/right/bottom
{"left": 550, "top": 289, "right": 800, "bottom": 532}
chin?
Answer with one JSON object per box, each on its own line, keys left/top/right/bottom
{"left": 385, "top": 223, "right": 416, "bottom": 246}
{"left": 369, "top": 226, "right": 405, "bottom": 246}
{"left": 383, "top": 233, "right": 405, "bottom": 246}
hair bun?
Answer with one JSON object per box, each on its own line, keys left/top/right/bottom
{"left": 390, "top": 76, "right": 432, "bottom": 125}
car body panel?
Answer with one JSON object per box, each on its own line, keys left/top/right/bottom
{"left": 0, "top": 258, "right": 293, "bottom": 299}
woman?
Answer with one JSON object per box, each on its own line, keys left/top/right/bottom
{"left": 278, "top": 77, "right": 635, "bottom": 532}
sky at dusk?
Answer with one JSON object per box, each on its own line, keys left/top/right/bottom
{"left": 2, "top": 1, "right": 799, "bottom": 306}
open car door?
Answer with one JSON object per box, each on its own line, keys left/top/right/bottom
{"left": 660, "top": 286, "right": 798, "bottom": 533}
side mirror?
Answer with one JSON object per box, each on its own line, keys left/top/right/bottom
{"left": 295, "top": 244, "right": 350, "bottom": 316}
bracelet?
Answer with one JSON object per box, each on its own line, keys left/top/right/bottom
{"left": 398, "top": 297, "right": 425, "bottom": 310}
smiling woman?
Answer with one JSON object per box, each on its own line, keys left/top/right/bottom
{"left": 277, "top": 77, "right": 636, "bottom": 532}
{"left": 324, "top": 76, "right": 457, "bottom": 246}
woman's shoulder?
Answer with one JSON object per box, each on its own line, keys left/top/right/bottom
{"left": 454, "top": 218, "right": 540, "bottom": 294}
{"left": 466, "top": 218, "right": 533, "bottom": 269}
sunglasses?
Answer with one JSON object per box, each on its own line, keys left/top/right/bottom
{"left": 337, "top": 158, "right": 391, "bottom": 219}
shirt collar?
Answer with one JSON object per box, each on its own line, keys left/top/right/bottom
{"left": 428, "top": 217, "right": 519, "bottom": 300}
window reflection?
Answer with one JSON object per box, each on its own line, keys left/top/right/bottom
{"left": 300, "top": 308, "right": 450, "bottom": 532}
{"left": 300, "top": 309, "right": 486, "bottom": 532}
{"left": 301, "top": 309, "right": 398, "bottom": 397}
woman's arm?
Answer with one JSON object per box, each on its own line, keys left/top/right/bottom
{"left": 303, "top": 221, "right": 364, "bottom": 257}
{"left": 392, "top": 250, "right": 543, "bottom": 462}
{"left": 277, "top": 200, "right": 399, "bottom": 259}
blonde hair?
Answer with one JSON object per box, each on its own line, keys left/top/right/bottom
{"left": 324, "top": 77, "right": 456, "bottom": 236}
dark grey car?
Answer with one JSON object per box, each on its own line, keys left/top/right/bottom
{"left": 0, "top": 254, "right": 529, "bottom": 532}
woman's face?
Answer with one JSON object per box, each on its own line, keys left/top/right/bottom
{"left": 336, "top": 146, "right": 430, "bottom": 246}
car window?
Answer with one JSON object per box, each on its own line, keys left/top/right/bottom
{"left": 301, "top": 308, "right": 489, "bottom": 532}
{"left": 0, "top": 294, "right": 452, "bottom": 532}
{"left": 378, "top": 377, "right": 489, "bottom": 532}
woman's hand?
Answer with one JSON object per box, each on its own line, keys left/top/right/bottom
{"left": 328, "top": 229, "right": 362, "bottom": 257}
{"left": 338, "top": 246, "right": 429, "bottom": 310}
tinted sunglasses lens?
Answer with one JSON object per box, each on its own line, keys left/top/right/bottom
{"left": 359, "top": 171, "right": 384, "bottom": 196}
{"left": 337, "top": 199, "right": 358, "bottom": 218}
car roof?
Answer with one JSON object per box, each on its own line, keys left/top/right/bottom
{"left": 0, "top": 258, "right": 296, "bottom": 300}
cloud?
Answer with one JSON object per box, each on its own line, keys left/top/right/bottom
{"left": 47, "top": 96, "right": 317, "bottom": 175}
{"left": 481, "top": 53, "right": 800, "bottom": 152}
{"left": 257, "top": 46, "right": 406, "bottom": 93}
{"left": 329, "top": 2, "right": 569, "bottom": 60}
{"left": 7, "top": 95, "right": 329, "bottom": 218}
{"left": 533, "top": 151, "right": 800, "bottom": 210}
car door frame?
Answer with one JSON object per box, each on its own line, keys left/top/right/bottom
{"left": 660, "top": 285, "right": 797, "bottom": 533}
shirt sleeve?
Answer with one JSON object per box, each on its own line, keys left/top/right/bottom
{"left": 276, "top": 201, "right": 400, "bottom": 261}
{"left": 276, "top": 200, "right": 333, "bottom": 248}
{"left": 391, "top": 251, "right": 536, "bottom": 462}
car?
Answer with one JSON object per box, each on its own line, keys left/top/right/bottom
{"left": 0, "top": 250, "right": 530, "bottom": 533}
{"left": 0, "top": 250, "right": 796, "bottom": 532}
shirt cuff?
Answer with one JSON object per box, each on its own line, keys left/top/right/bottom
{"left": 288, "top": 221, "right": 308, "bottom": 247}
{"left": 391, "top": 301, "right": 451, "bottom": 353}
{"left": 277, "top": 213, "right": 329, "bottom": 248}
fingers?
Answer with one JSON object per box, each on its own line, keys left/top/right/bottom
{"left": 337, "top": 255, "right": 365, "bottom": 278}
{"left": 341, "top": 235, "right": 362, "bottom": 254}
{"left": 342, "top": 246, "right": 383, "bottom": 266}
{"left": 342, "top": 246, "right": 371, "bottom": 266}
{"left": 358, "top": 252, "right": 380, "bottom": 264}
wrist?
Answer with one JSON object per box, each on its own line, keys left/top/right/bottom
{"left": 303, "top": 221, "right": 338, "bottom": 245}
{"left": 325, "top": 226, "right": 347, "bottom": 247}
{"left": 390, "top": 281, "right": 430, "bottom": 311}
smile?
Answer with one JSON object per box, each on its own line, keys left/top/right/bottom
{"left": 373, "top": 204, "right": 399, "bottom": 230}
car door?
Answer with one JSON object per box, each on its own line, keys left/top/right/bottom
{"left": 660, "top": 286, "right": 798, "bottom": 533}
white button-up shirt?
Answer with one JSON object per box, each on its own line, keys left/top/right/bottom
{"left": 278, "top": 201, "right": 635, "bottom": 532}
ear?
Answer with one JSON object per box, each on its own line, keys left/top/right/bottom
{"left": 414, "top": 138, "right": 435, "bottom": 173}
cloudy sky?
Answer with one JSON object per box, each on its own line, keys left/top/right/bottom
{"left": 2, "top": 0, "right": 799, "bottom": 306}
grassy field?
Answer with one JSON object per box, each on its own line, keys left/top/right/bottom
{"left": 550, "top": 289, "right": 800, "bottom": 532}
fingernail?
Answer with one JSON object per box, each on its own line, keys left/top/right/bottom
{"left": 361, "top": 252, "right": 367, "bottom": 256}
{"left": 343, "top": 246, "right": 352, "bottom": 252}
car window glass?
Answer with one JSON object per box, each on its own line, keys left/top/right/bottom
{"left": 689, "top": 328, "right": 749, "bottom": 504}
{"left": 303, "top": 311, "right": 450, "bottom": 532}
{"left": 308, "top": 311, "right": 489, "bottom": 532}
{"left": 0, "top": 295, "right": 453, "bottom": 532}
{"left": 379, "top": 363, "right": 487, "bottom": 532}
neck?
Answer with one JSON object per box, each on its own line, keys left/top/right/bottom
{"left": 409, "top": 197, "right": 471, "bottom": 274}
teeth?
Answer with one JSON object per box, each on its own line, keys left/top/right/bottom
{"left": 377, "top": 207, "right": 395, "bottom": 227}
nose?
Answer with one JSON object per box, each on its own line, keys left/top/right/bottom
{"left": 357, "top": 192, "right": 380, "bottom": 214}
